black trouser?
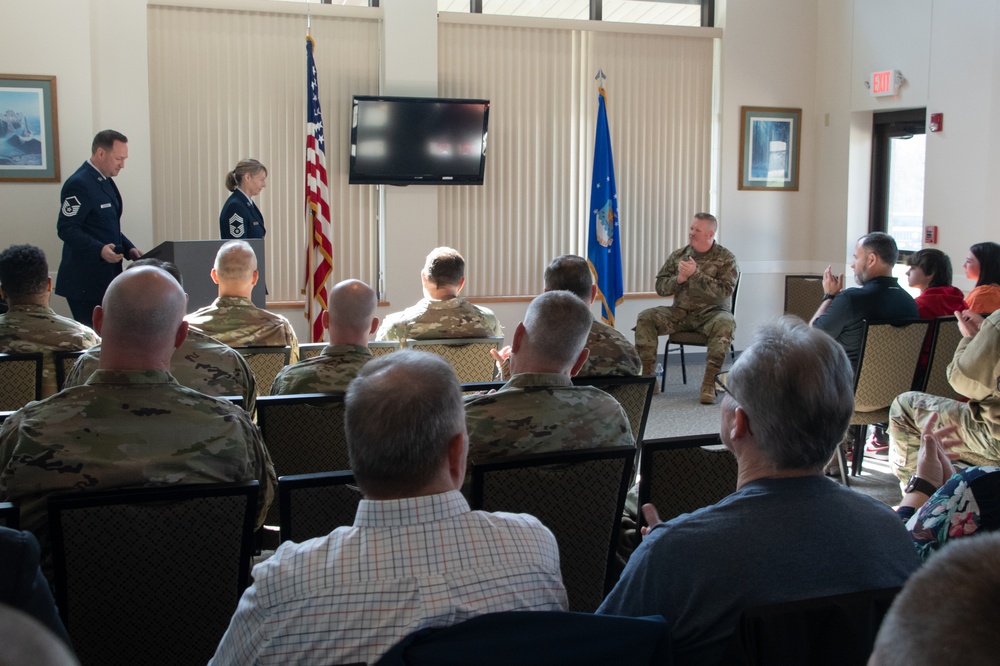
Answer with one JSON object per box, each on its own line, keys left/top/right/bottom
{"left": 66, "top": 297, "right": 101, "bottom": 329}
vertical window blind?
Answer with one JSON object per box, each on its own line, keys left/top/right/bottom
{"left": 438, "top": 19, "right": 714, "bottom": 297}
{"left": 148, "top": 4, "right": 379, "bottom": 303}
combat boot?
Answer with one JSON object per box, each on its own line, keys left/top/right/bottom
{"left": 700, "top": 361, "right": 723, "bottom": 405}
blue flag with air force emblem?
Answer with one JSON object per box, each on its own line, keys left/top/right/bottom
{"left": 587, "top": 87, "right": 623, "bottom": 325}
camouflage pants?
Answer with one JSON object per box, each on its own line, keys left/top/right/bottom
{"left": 888, "top": 391, "right": 1000, "bottom": 487}
{"left": 634, "top": 306, "right": 736, "bottom": 374}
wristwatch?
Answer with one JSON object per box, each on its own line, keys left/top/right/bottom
{"left": 904, "top": 475, "right": 938, "bottom": 497}
{"left": 822, "top": 293, "right": 836, "bottom": 301}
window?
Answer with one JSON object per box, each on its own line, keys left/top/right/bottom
{"left": 869, "top": 108, "right": 926, "bottom": 255}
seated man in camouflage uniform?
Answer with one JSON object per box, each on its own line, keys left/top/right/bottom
{"left": 465, "top": 291, "right": 634, "bottom": 464}
{"left": 186, "top": 240, "right": 299, "bottom": 362}
{"left": 634, "top": 213, "right": 738, "bottom": 404}
{"left": 63, "top": 258, "right": 257, "bottom": 413}
{"left": 0, "top": 266, "right": 276, "bottom": 565}
{"left": 495, "top": 254, "right": 641, "bottom": 380}
{"left": 0, "top": 244, "right": 100, "bottom": 397}
{"left": 270, "top": 279, "right": 378, "bottom": 395}
{"left": 375, "top": 246, "right": 502, "bottom": 343}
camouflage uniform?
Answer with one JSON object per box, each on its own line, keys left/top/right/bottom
{"left": 0, "top": 369, "right": 277, "bottom": 562}
{"left": 464, "top": 372, "right": 635, "bottom": 464}
{"left": 0, "top": 304, "right": 100, "bottom": 398}
{"left": 375, "top": 297, "right": 502, "bottom": 343}
{"left": 186, "top": 296, "right": 299, "bottom": 363}
{"left": 499, "top": 318, "right": 641, "bottom": 380}
{"left": 889, "top": 311, "right": 1000, "bottom": 484}
{"left": 635, "top": 242, "right": 738, "bottom": 398}
{"left": 269, "top": 344, "right": 372, "bottom": 395}
{"left": 63, "top": 328, "right": 257, "bottom": 414}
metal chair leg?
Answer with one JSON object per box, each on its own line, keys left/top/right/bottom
{"left": 679, "top": 345, "right": 687, "bottom": 384}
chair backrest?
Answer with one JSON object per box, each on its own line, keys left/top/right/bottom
{"left": 854, "top": 320, "right": 930, "bottom": 413}
{"left": 0, "top": 352, "right": 43, "bottom": 410}
{"left": 48, "top": 481, "right": 258, "bottom": 666}
{"left": 921, "top": 316, "right": 964, "bottom": 401}
{"left": 637, "top": 435, "right": 738, "bottom": 529}
{"left": 573, "top": 375, "right": 656, "bottom": 444}
{"left": 376, "top": 610, "right": 672, "bottom": 666}
{"left": 727, "top": 586, "right": 902, "bottom": 666}
{"left": 235, "top": 345, "right": 291, "bottom": 397}
{"left": 406, "top": 337, "right": 503, "bottom": 383}
{"left": 369, "top": 340, "right": 400, "bottom": 357}
{"left": 256, "top": 392, "right": 349, "bottom": 526}
{"left": 53, "top": 350, "right": 86, "bottom": 392}
{"left": 783, "top": 274, "right": 824, "bottom": 323}
{"left": 0, "top": 501, "right": 18, "bottom": 529}
{"left": 298, "top": 342, "right": 326, "bottom": 359}
{"left": 278, "top": 470, "right": 362, "bottom": 544}
{"left": 470, "top": 446, "right": 634, "bottom": 613}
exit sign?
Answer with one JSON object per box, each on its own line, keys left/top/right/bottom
{"left": 870, "top": 70, "right": 899, "bottom": 97}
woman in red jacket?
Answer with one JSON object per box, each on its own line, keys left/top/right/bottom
{"left": 907, "top": 248, "right": 969, "bottom": 319}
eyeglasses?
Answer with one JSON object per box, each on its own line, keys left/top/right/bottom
{"left": 714, "top": 371, "right": 733, "bottom": 401}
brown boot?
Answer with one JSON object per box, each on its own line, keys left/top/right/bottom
{"left": 700, "top": 361, "right": 723, "bottom": 405}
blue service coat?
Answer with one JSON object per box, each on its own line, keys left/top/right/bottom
{"left": 220, "top": 190, "right": 266, "bottom": 239}
{"left": 54, "top": 161, "right": 135, "bottom": 302}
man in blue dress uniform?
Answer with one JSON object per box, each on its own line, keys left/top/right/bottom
{"left": 55, "top": 130, "right": 142, "bottom": 327}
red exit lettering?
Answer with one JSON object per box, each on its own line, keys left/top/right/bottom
{"left": 873, "top": 71, "right": 890, "bottom": 94}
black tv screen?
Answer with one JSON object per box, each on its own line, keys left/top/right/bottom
{"left": 349, "top": 95, "right": 490, "bottom": 186}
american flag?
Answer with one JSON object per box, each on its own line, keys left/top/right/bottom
{"left": 305, "top": 34, "right": 334, "bottom": 343}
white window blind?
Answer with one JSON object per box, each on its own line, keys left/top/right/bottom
{"left": 438, "top": 19, "right": 714, "bottom": 297}
{"left": 147, "top": 4, "right": 379, "bottom": 303}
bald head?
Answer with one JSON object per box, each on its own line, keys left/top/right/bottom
{"left": 212, "top": 241, "right": 258, "bottom": 295}
{"left": 95, "top": 266, "right": 188, "bottom": 369}
{"left": 511, "top": 290, "right": 593, "bottom": 375}
{"left": 326, "top": 279, "right": 378, "bottom": 345}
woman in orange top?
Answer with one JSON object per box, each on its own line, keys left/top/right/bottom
{"left": 963, "top": 242, "right": 1000, "bottom": 315}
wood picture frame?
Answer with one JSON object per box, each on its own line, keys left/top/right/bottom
{"left": 0, "top": 74, "right": 60, "bottom": 183}
{"left": 738, "top": 106, "right": 800, "bottom": 191}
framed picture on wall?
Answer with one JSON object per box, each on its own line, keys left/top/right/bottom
{"left": 738, "top": 106, "right": 800, "bottom": 191}
{"left": 0, "top": 74, "right": 60, "bottom": 183}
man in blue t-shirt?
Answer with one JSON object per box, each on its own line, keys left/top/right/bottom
{"left": 810, "top": 231, "right": 918, "bottom": 370}
{"left": 598, "top": 318, "right": 920, "bottom": 666}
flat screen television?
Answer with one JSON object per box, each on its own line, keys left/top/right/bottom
{"left": 349, "top": 95, "right": 490, "bottom": 186}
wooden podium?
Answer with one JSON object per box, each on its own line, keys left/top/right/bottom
{"left": 143, "top": 239, "right": 266, "bottom": 313}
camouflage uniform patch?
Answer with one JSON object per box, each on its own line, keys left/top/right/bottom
{"left": 0, "top": 304, "right": 100, "bottom": 398}
{"left": 0, "top": 369, "right": 276, "bottom": 560}
{"left": 64, "top": 328, "right": 257, "bottom": 414}
{"left": 634, "top": 242, "right": 738, "bottom": 372}
{"left": 270, "top": 344, "right": 372, "bottom": 395}
{"left": 186, "top": 296, "right": 299, "bottom": 363}
{"left": 464, "top": 372, "right": 635, "bottom": 465}
{"left": 375, "top": 297, "right": 502, "bottom": 343}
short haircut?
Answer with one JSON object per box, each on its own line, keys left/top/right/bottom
{"left": 970, "top": 241, "right": 1000, "bottom": 288}
{"left": 0, "top": 244, "right": 48, "bottom": 300}
{"left": 101, "top": 266, "right": 186, "bottom": 350}
{"left": 727, "top": 316, "right": 854, "bottom": 470}
{"left": 907, "top": 249, "right": 953, "bottom": 289}
{"left": 694, "top": 212, "right": 718, "bottom": 231}
{"left": 329, "top": 279, "right": 377, "bottom": 332}
{"left": 91, "top": 129, "right": 127, "bottom": 154}
{"left": 522, "top": 290, "right": 593, "bottom": 370}
{"left": 128, "top": 258, "right": 183, "bottom": 286}
{"left": 214, "top": 240, "right": 257, "bottom": 281}
{"left": 543, "top": 255, "right": 593, "bottom": 301}
{"left": 423, "top": 247, "right": 465, "bottom": 287}
{"left": 225, "top": 158, "right": 267, "bottom": 192}
{"left": 859, "top": 231, "right": 899, "bottom": 266}
{"left": 871, "top": 532, "right": 1000, "bottom": 666}
{"left": 345, "top": 350, "right": 464, "bottom": 498}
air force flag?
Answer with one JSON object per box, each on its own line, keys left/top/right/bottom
{"left": 587, "top": 86, "right": 623, "bottom": 325}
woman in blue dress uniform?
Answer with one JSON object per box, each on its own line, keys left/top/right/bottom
{"left": 220, "top": 159, "right": 267, "bottom": 239}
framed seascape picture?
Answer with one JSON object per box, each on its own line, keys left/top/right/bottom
{"left": 738, "top": 106, "right": 800, "bottom": 191}
{"left": 0, "top": 74, "right": 60, "bottom": 183}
